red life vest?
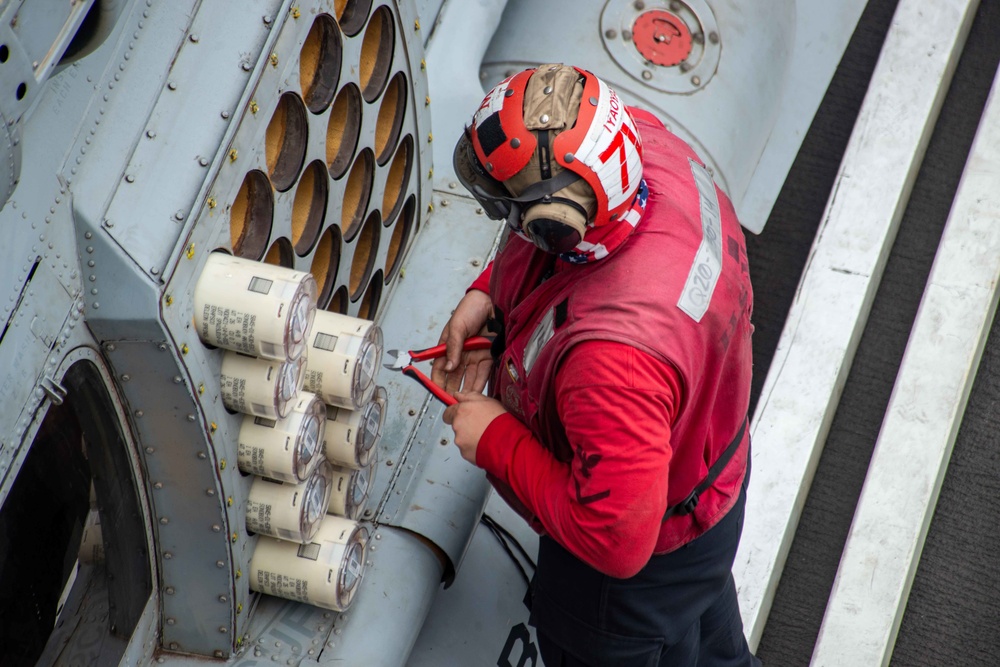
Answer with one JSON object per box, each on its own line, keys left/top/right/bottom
{"left": 488, "top": 112, "right": 754, "bottom": 551}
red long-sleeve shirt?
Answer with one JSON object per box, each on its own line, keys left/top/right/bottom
{"left": 476, "top": 336, "right": 683, "bottom": 579}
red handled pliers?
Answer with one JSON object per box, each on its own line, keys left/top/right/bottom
{"left": 383, "top": 336, "right": 493, "bottom": 406}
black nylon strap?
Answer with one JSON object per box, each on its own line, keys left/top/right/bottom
{"left": 662, "top": 417, "right": 749, "bottom": 522}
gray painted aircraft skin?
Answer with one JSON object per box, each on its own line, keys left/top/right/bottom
{"left": 2, "top": 0, "right": 997, "bottom": 665}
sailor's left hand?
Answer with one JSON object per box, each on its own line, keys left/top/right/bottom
{"left": 443, "top": 392, "right": 507, "bottom": 465}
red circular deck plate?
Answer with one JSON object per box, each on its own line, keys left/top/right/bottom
{"left": 632, "top": 10, "right": 692, "bottom": 67}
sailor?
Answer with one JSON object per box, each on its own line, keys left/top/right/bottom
{"left": 435, "top": 63, "right": 759, "bottom": 666}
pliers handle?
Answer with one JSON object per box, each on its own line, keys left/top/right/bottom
{"left": 384, "top": 336, "right": 493, "bottom": 406}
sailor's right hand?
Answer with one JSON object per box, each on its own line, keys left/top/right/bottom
{"left": 431, "top": 289, "right": 494, "bottom": 395}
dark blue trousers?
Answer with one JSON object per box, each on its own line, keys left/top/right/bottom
{"left": 529, "top": 479, "right": 760, "bottom": 667}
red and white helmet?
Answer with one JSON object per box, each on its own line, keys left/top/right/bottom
{"left": 463, "top": 64, "right": 643, "bottom": 231}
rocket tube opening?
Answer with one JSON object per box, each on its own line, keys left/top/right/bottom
{"left": 374, "top": 72, "right": 406, "bottom": 165}
{"left": 381, "top": 134, "right": 412, "bottom": 227}
{"left": 292, "top": 161, "right": 329, "bottom": 256}
{"left": 300, "top": 15, "right": 342, "bottom": 113}
{"left": 335, "top": 0, "right": 372, "bottom": 37}
{"left": 359, "top": 6, "right": 394, "bottom": 103}
{"left": 266, "top": 93, "right": 309, "bottom": 192}
{"left": 385, "top": 194, "right": 414, "bottom": 284}
{"left": 310, "top": 226, "right": 342, "bottom": 309}
{"left": 358, "top": 269, "right": 382, "bottom": 320}
{"left": 341, "top": 148, "right": 374, "bottom": 241}
{"left": 230, "top": 170, "right": 273, "bottom": 260}
{"left": 326, "top": 83, "right": 361, "bottom": 180}
{"left": 349, "top": 210, "right": 380, "bottom": 300}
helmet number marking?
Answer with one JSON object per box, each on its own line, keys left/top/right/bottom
{"left": 598, "top": 118, "right": 639, "bottom": 196}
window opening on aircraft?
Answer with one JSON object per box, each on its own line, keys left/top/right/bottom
{"left": 0, "top": 360, "right": 151, "bottom": 666}
{"left": 58, "top": 0, "right": 130, "bottom": 65}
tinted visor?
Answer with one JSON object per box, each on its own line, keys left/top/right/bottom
{"left": 453, "top": 132, "right": 512, "bottom": 221}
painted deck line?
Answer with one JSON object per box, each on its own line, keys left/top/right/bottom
{"left": 734, "top": 0, "right": 979, "bottom": 650}
{"left": 811, "top": 66, "right": 1000, "bottom": 667}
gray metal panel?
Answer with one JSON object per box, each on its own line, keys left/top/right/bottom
{"left": 367, "top": 190, "right": 501, "bottom": 573}
{"left": 0, "top": 263, "right": 82, "bottom": 502}
{"left": 104, "top": 339, "right": 242, "bottom": 657}
{"left": 408, "top": 492, "right": 541, "bottom": 667}
{"left": 312, "top": 526, "right": 444, "bottom": 665}
{"left": 101, "top": 2, "right": 277, "bottom": 281}
{"left": 67, "top": 0, "right": 200, "bottom": 223}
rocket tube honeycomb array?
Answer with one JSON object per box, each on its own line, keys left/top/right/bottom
{"left": 221, "top": 3, "right": 415, "bottom": 322}
{"left": 205, "top": 0, "right": 417, "bottom": 615}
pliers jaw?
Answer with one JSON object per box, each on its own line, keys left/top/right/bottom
{"left": 382, "top": 336, "right": 494, "bottom": 406}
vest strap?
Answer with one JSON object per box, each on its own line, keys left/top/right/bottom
{"left": 662, "top": 417, "right": 748, "bottom": 522}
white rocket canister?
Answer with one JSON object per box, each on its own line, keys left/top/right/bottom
{"left": 237, "top": 391, "right": 326, "bottom": 482}
{"left": 323, "top": 385, "right": 386, "bottom": 469}
{"left": 326, "top": 461, "right": 374, "bottom": 519}
{"left": 221, "top": 351, "right": 306, "bottom": 419}
{"left": 302, "top": 311, "right": 382, "bottom": 410}
{"left": 249, "top": 515, "right": 370, "bottom": 612}
{"left": 194, "top": 252, "right": 318, "bottom": 361}
{"left": 245, "top": 460, "right": 334, "bottom": 543}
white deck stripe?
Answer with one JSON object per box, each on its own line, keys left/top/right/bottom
{"left": 811, "top": 64, "right": 1000, "bottom": 667}
{"left": 734, "top": 0, "right": 979, "bottom": 650}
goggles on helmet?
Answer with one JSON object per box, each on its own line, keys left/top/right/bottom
{"left": 454, "top": 128, "right": 585, "bottom": 246}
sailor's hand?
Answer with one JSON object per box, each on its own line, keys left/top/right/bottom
{"left": 431, "top": 289, "right": 494, "bottom": 394}
{"left": 443, "top": 392, "right": 507, "bottom": 465}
